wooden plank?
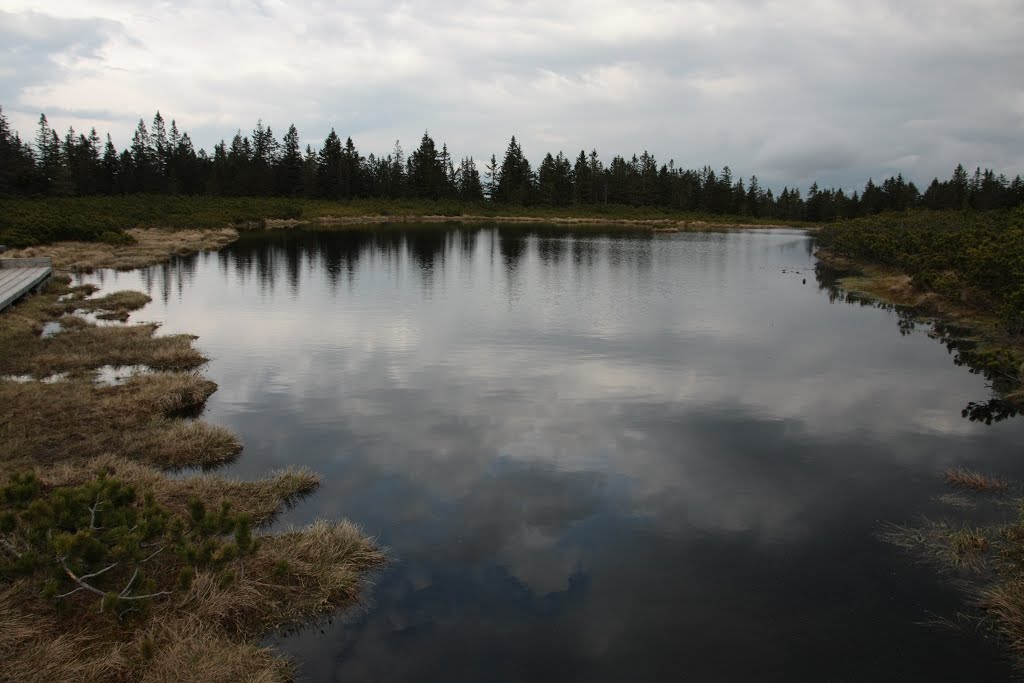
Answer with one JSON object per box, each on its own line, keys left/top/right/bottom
{"left": 0, "top": 257, "right": 52, "bottom": 268}
{"left": 0, "top": 269, "right": 21, "bottom": 288}
{"left": 0, "top": 268, "right": 43, "bottom": 292}
{"left": 0, "top": 265, "right": 52, "bottom": 311}
{"left": 0, "top": 274, "right": 42, "bottom": 301}
{"left": 0, "top": 268, "right": 48, "bottom": 301}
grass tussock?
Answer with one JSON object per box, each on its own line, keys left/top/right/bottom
{"left": 979, "top": 581, "right": 1024, "bottom": 664}
{"left": 0, "top": 222, "right": 381, "bottom": 681}
{"left": 44, "top": 456, "right": 320, "bottom": 527}
{"left": 945, "top": 468, "right": 1009, "bottom": 493}
{"left": 0, "top": 275, "right": 201, "bottom": 378}
{"left": 181, "top": 520, "right": 384, "bottom": 634}
{"left": 0, "top": 519, "right": 384, "bottom": 683}
{"left": 878, "top": 520, "right": 993, "bottom": 573}
{"left": 9, "top": 322, "right": 206, "bottom": 377}
{"left": 879, "top": 469, "right": 1024, "bottom": 670}
{"left": 0, "top": 373, "right": 241, "bottom": 472}
{"left": 3, "top": 227, "right": 239, "bottom": 272}
{"left": 133, "top": 620, "right": 291, "bottom": 683}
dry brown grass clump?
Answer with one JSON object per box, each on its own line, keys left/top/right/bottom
{"left": 878, "top": 470, "right": 1024, "bottom": 670}
{"left": 945, "top": 467, "right": 1009, "bottom": 493}
{"left": 820, "top": 259, "right": 942, "bottom": 310}
{"left": 0, "top": 373, "right": 241, "bottom": 472}
{"left": 2, "top": 227, "right": 238, "bottom": 272}
{"left": 6, "top": 321, "right": 206, "bottom": 377}
{"left": 182, "top": 520, "right": 385, "bottom": 634}
{"left": 1, "top": 229, "right": 384, "bottom": 682}
{"left": 878, "top": 520, "right": 993, "bottom": 573}
{"left": 84, "top": 291, "right": 153, "bottom": 321}
{"left": 44, "top": 456, "right": 319, "bottom": 527}
{"left": 979, "top": 581, "right": 1024, "bottom": 663}
{"left": 0, "top": 275, "right": 201, "bottom": 377}
{"left": 133, "top": 620, "right": 292, "bottom": 683}
{"left": 0, "top": 520, "right": 384, "bottom": 683}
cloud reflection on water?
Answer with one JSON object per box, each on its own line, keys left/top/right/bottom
{"left": 79, "top": 226, "right": 1022, "bottom": 681}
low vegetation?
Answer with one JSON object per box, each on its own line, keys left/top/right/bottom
{"left": 817, "top": 208, "right": 1024, "bottom": 412}
{"left": 0, "top": 276, "right": 206, "bottom": 378}
{"left": 0, "top": 376, "right": 242, "bottom": 471}
{"left": 817, "top": 208, "right": 1024, "bottom": 333}
{"left": 881, "top": 469, "right": 1024, "bottom": 670}
{"left": 0, "top": 194, "right": 811, "bottom": 249}
{"left": 0, "top": 262, "right": 384, "bottom": 681}
{"left": 2, "top": 227, "right": 239, "bottom": 271}
{"left": 945, "top": 467, "right": 1009, "bottom": 493}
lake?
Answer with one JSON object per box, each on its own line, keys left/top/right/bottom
{"left": 80, "top": 225, "right": 1024, "bottom": 681}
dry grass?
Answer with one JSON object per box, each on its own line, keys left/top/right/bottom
{"left": 0, "top": 226, "right": 382, "bottom": 682}
{"left": 877, "top": 469, "right": 1024, "bottom": 671}
{"left": 0, "top": 582, "right": 131, "bottom": 683}
{"left": 2, "top": 227, "right": 239, "bottom": 272}
{"left": 979, "top": 581, "right": 1024, "bottom": 664}
{"left": 945, "top": 467, "right": 1009, "bottom": 493}
{"left": 134, "top": 620, "right": 291, "bottom": 683}
{"left": 878, "top": 519, "right": 993, "bottom": 573}
{"left": 86, "top": 291, "right": 153, "bottom": 321}
{"left": 0, "top": 373, "right": 241, "bottom": 472}
{"left": 0, "top": 520, "right": 385, "bottom": 683}
{"left": 7, "top": 322, "right": 206, "bottom": 377}
{"left": 815, "top": 251, "right": 985, "bottom": 320}
{"left": 181, "top": 520, "right": 385, "bottom": 634}
{"left": 43, "top": 456, "right": 319, "bottom": 527}
{"left": 0, "top": 275, "right": 202, "bottom": 377}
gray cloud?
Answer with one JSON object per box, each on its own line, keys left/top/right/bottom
{"left": 2, "top": 1, "right": 1022, "bottom": 191}
{"left": 0, "top": 10, "right": 124, "bottom": 126}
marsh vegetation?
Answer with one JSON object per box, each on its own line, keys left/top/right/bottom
{"left": 0, "top": 271, "right": 383, "bottom": 682}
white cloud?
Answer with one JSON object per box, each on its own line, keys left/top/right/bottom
{"left": 1, "top": 0, "right": 1022, "bottom": 189}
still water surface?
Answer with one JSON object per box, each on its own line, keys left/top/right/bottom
{"left": 82, "top": 226, "right": 1024, "bottom": 681}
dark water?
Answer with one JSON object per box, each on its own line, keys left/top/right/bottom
{"left": 81, "top": 226, "right": 1024, "bottom": 681}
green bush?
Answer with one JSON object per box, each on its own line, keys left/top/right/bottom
{"left": 818, "top": 208, "right": 1024, "bottom": 332}
{"left": 0, "top": 471, "right": 257, "bottom": 616}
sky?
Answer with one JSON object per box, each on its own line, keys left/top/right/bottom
{"left": 1, "top": 0, "right": 1022, "bottom": 192}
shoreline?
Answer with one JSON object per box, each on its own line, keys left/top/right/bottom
{"left": 0, "top": 246, "right": 383, "bottom": 681}
{"left": 2, "top": 217, "right": 811, "bottom": 274}
{"left": 261, "top": 213, "right": 810, "bottom": 232}
{"left": 815, "top": 248, "right": 1023, "bottom": 412}
{"left": 818, "top": 246, "right": 1024, "bottom": 669}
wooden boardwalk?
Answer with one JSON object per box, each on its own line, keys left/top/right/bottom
{"left": 0, "top": 257, "right": 53, "bottom": 311}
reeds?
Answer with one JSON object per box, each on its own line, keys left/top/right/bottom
{"left": 944, "top": 467, "right": 1009, "bottom": 493}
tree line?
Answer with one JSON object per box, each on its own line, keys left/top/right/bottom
{"left": 2, "top": 107, "right": 1022, "bottom": 221}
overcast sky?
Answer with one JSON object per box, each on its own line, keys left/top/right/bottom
{"left": 1, "top": 0, "right": 1022, "bottom": 191}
